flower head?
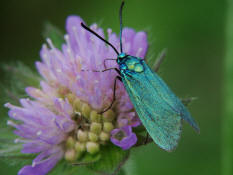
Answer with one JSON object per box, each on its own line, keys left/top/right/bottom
{"left": 5, "top": 15, "right": 148, "bottom": 174}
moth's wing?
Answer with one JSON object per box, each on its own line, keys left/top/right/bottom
{"left": 122, "top": 68, "right": 181, "bottom": 151}
{"left": 143, "top": 61, "right": 200, "bottom": 133}
{"left": 122, "top": 60, "right": 199, "bottom": 151}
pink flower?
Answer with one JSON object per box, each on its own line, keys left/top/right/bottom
{"left": 111, "top": 126, "right": 137, "bottom": 150}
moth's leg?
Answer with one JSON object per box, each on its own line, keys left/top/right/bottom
{"left": 82, "top": 67, "right": 121, "bottom": 77}
{"left": 81, "top": 67, "right": 116, "bottom": 72}
{"left": 153, "top": 48, "right": 167, "bottom": 72}
{"left": 144, "top": 132, "right": 150, "bottom": 145}
{"left": 114, "top": 68, "right": 121, "bottom": 75}
{"left": 81, "top": 67, "right": 121, "bottom": 114}
{"left": 104, "top": 58, "right": 117, "bottom": 69}
{"left": 181, "top": 97, "right": 197, "bottom": 106}
{"left": 102, "top": 68, "right": 121, "bottom": 76}
{"left": 98, "top": 76, "right": 122, "bottom": 114}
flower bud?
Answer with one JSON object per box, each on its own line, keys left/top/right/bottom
{"left": 102, "top": 109, "right": 115, "bottom": 122}
{"left": 73, "top": 98, "right": 82, "bottom": 112}
{"left": 103, "top": 122, "right": 114, "bottom": 133}
{"left": 67, "top": 93, "right": 76, "bottom": 103}
{"left": 86, "top": 142, "right": 100, "bottom": 154}
{"left": 90, "top": 122, "right": 102, "bottom": 134}
{"left": 66, "top": 136, "right": 75, "bottom": 148}
{"left": 90, "top": 111, "right": 101, "bottom": 122}
{"left": 99, "top": 132, "right": 110, "bottom": 142}
{"left": 58, "top": 87, "right": 69, "bottom": 97}
{"left": 65, "top": 149, "right": 77, "bottom": 161}
{"left": 81, "top": 103, "right": 91, "bottom": 118}
{"left": 88, "top": 132, "right": 98, "bottom": 142}
{"left": 74, "top": 141, "right": 86, "bottom": 153}
{"left": 77, "top": 130, "right": 88, "bottom": 142}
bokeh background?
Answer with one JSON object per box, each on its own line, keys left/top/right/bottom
{"left": 0, "top": 0, "right": 225, "bottom": 174}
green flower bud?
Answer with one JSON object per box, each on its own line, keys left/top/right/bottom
{"left": 86, "top": 142, "right": 100, "bottom": 154}
{"left": 81, "top": 103, "right": 91, "bottom": 118}
{"left": 58, "top": 87, "right": 69, "bottom": 98}
{"left": 88, "top": 132, "right": 98, "bottom": 142}
{"left": 74, "top": 141, "right": 86, "bottom": 153}
{"left": 90, "top": 122, "right": 102, "bottom": 134}
{"left": 99, "top": 132, "right": 110, "bottom": 142}
{"left": 103, "top": 122, "right": 114, "bottom": 133}
{"left": 77, "top": 130, "right": 88, "bottom": 142}
{"left": 102, "top": 109, "right": 115, "bottom": 122}
{"left": 90, "top": 111, "right": 101, "bottom": 122}
{"left": 67, "top": 93, "right": 76, "bottom": 103}
{"left": 65, "top": 149, "right": 77, "bottom": 162}
{"left": 73, "top": 98, "right": 82, "bottom": 112}
{"left": 66, "top": 136, "right": 75, "bottom": 148}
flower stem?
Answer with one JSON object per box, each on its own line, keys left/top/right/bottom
{"left": 222, "top": 1, "right": 233, "bottom": 174}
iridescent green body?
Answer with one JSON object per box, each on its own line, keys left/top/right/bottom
{"left": 117, "top": 53, "right": 200, "bottom": 151}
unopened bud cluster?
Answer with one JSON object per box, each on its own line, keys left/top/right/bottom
{"left": 64, "top": 93, "right": 115, "bottom": 162}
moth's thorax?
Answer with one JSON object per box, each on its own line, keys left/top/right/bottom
{"left": 117, "top": 54, "right": 144, "bottom": 74}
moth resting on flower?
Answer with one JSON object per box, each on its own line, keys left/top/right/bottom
{"left": 4, "top": 15, "right": 147, "bottom": 175}
{"left": 80, "top": 1, "right": 199, "bottom": 152}
{"left": 4, "top": 2, "right": 199, "bottom": 175}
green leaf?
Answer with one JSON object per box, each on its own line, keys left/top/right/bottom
{"left": 86, "top": 144, "right": 130, "bottom": 175}
{"left": 0, "top": 127, "right": 34, "bottom": 167}
{"left": 1, "top": 62, "right": 41, "bottom": 105}
{"left": 49, "top": 159, "right": 105, "bottom": 175}
{"left": 116, "top": 169, "right": 126, "bottom": 175}
{"left": 121, "top": 156, "right": 138, "bottom": 175}
{"left": 43, "top": 21, "right": 65, "bottom": 49}
{"left": 0, "top": 61, "right": 38, "bottom": 165}
{"left": 79, "top": 152, "right": 101, "bottom": 164}
{"left": 2, "top": 62, "right": 40, "bottom": 88}
{"left": 49, "top": 144, "right": 130, "bottom": 175}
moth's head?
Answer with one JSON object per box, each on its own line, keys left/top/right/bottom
{"left": 117, "top": 53, "right": 128, "bottom": 63}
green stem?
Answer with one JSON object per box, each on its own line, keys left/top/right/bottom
{"left": 222, "top": 1, "right": 233, "bottom": 175}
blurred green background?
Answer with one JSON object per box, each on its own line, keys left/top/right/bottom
{"left": 0, "top": 0, "right": 225, "bottom": 174}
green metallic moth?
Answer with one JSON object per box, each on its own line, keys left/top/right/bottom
{"left": 81, "top": 1, "right": 199, "bottom": 151}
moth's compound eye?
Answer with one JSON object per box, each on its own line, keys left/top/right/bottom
{"left": 118, "top": 53, "right": 126, "bottom": 59}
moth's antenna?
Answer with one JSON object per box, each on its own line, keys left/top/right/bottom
{"left": 119, "top": 1, "right": 125, "bottom": 53}
{"left": 81, "top": 22, "right": 119, "bottom": 55}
